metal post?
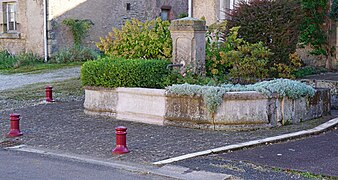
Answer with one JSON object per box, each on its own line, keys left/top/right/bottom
{"left": 7, "top": 113, "right": 23, "bottom": 137}
{"left": 45, "top": 86, "right": 54, "bottom": 102}
{"left": 112, "top": 126, "right": 129, "bottom": 154}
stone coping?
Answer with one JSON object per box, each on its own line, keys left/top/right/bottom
{"left": 84, "top": 87, "right": 330, "bottom": 130}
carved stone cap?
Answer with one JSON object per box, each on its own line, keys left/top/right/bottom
{"left": 170, "top": 17, "right": 207, "bottom": 31}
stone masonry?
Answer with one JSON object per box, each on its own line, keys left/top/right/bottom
{"left": 0, "top": 0, "right": 188, "bottom": 57}
{"left": 170, "top": 17, "right": 207, "bottom": 75}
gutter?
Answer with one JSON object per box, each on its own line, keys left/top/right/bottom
{"left": 43, "top": 0, "right": 48, "bottom": 62}
{"left": 188, "top": 0, "right": 192, "bottom": 17}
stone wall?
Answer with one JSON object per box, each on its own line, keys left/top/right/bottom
{"left": 302, "top": 79, "right": 338, "bottom": 109}
{"left": 48, "top": 0, "right": 188, "bottom": 54}
{"left": 84, "top": 87, "right": 330, "bottom": 131}
{"left": 0, "top": 0, "right": 187, "bottom": 56}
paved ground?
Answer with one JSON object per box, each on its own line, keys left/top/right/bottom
{"left": 218, "top": 128, "right": 338, "bottom": 177}
{"left": 0, "top": 100, "right": 337, "bottom": 179}
{"left": 0, "top": 101, "right": 335, "bottom": 164}
{"left": 0, "top": 66, "right": 80, "bottom": 91}
{"left": 1, "top": 67, "right": 338, "bottom": 179}
{"left": 174, "top": 128, "right": 338, "bottom": 179}
{"left": 0, "top": 149, "right": 171, "bottom": 180}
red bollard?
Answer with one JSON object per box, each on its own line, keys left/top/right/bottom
{"left": 112, "top": 126, "right": 129, "bottom": 154}
{"left": 45, "top": 86, "right": 54, "bottom": 102}
{"left": 7, "top": 113, "right": 23, "bottom": 137}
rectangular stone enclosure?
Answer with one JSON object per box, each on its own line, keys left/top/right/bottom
{"left": 84, "top": 87, "right": 330, "bottom": 130}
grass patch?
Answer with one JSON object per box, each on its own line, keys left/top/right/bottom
{"left": 272, "top": 167, "right": 337, "bottom": 180}
{"left": 0, "top": 78, "right": 83, "bottom": 101}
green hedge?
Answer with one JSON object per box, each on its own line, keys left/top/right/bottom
{"left": 81, "top": 57, "right": 171, "bottom": 88}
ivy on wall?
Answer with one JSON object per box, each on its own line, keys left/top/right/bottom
{"left": 62, "top": 18, "right": 93, "bottom": 48}
{"left": 299, "top": 0, "right": 335, "bottom": 69}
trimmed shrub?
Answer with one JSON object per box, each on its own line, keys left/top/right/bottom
{"left": 228, "top": 0, "right": 303, "bottom": 74}
{"left": 97, "top": 18, "right": 172, "bottom": 60}
{"left": 81, "top": 57, "right": 171, "bottom": 88}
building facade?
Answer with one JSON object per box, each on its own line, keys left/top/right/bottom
{"left": 192, "top": 0, "right": 246, "bottom": 25}
{"left": 0, "top": 0, "right": 188, "bottom": 58}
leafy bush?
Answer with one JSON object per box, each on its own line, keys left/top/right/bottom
{"left": 293, "top": 66, "right": 327, "bottom": 78}
{"left": 206, "top": 26, "right": 272, "bottom": 83}
{"left": 163, "top": 66, "right": 220, "bottom": 86}
{"left": 0, "top": 50, "right": 43, "bottom": 69}
{"left": 49, "top": 47, "right": 99, "bottom": 63}
{"left": 330, "top": 0, "right": 338, "bottom": 20}
{"left": 81, "top": 57, "right": 171, "bottom": 88}
{"left": 14, "top": 51, "right": 44, "bottom": 68}
{"left": 0, "top": 50, "right": 17, "bottom": 69}
{"left": 228, "top": 0, "right": 303, "bottom": 74}
{"left": 205, "top": 21, "right": 229, "bottom": 79}
{"left": 97, "top": 18, "right": 172, "bottom": 60}
{"left": 274, "top": 52, "right": 302, "bottom": 79}
{"left": 166, "top": 79, "right": 315, "bottom": 113}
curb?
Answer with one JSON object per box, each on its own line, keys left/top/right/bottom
{"left": 4, "top": 145, "right": 232, "bottom": 180}
{"left": 153, "top": 118, "right": 338, "bottom": 165}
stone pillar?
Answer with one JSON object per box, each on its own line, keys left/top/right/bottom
{"left": 169, "top": 17, "right": 207, "bottom": 75}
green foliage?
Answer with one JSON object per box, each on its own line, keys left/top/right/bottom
{"left": 228, "top": 0, "right": 303, "bottom": 71}
{"left": 49, "top": 47, "right": 99, "bottom": 63}
{"left": 330, "top": 0, "right": 338, "bottom": 20}
{"left": 62, "top": 18, "right": 93, "bottom": 48}
{"left": 81, "top": 57, "right": 171, "bottom": 88}
{"left": 206, "top": 26, "right": 272, "bottom": 83}
{"left": 0, "top": 50, "right": 17, "bottom": 69}
{"left": 299, "top": 0, "right": 329, "bottom": 56}
{"left": 163, "top": 66, "right": 220, "bottom": 87}
{"left": 167, "top": 79, "right": 315, "bottom": 113}
{"left": 274, "top": 52, "right": 302, "bottom": 79}
{"left": 0, "top": 50, "right": 43, "bottom": 69}
{"left": 14, "top": 51, "right": 44, "bottom": 68}
{"left": 205, "top": 21, "right": 230, "bottom": 79}
{"left": 178, "top": 13, "right": 188, "bottom": 18}
{"left": 97, "top": 18, "right": 172, "bottom": 60}
{"left": 293, "top": 66, "right": 327, "bottom": 78}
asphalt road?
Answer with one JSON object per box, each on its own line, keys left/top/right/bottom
{"left": 0, "top": 149, "right": 171, "bottom": 180}
{"left": 219, "top": 127, "right": 338, "bottom": 177}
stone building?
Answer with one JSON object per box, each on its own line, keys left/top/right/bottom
{"left": 0, "top": 0, "right": 187, "bottom": 59}
{"left": 191, "top": 0, "right": 246, "bottom": 25}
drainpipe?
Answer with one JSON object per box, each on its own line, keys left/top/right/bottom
{"left": 43, "top": 0, "right": 48, "bottom": 62}
{"left": 188, "top": 0, "right": 192, "bottom": 17}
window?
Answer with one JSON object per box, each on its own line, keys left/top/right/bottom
{"left": 3, "top": 2, "right": 17, "bottom": 32}
{"left": 126, "top": 3, "right": 131, "bottom": 11}
{"left": 160, "top": 5, "right": 171, "bottom": 21}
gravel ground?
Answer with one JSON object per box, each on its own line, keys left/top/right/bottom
{"left": 0, "top": 66, "right": 80, "bottom": 91}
